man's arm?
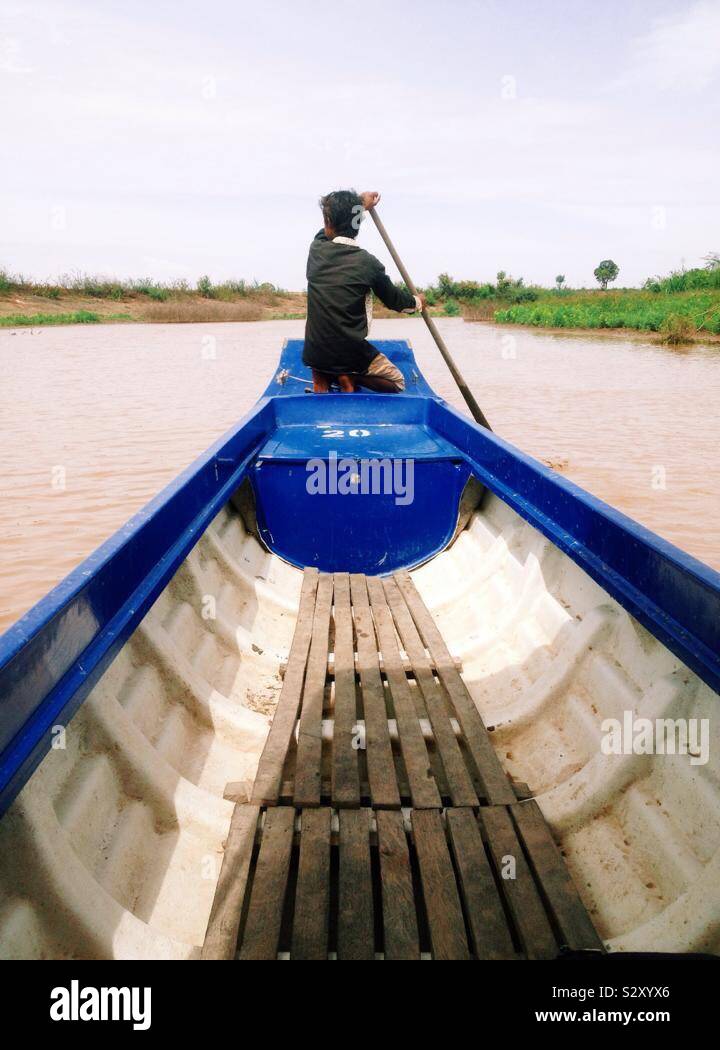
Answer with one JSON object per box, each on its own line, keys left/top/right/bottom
{"left": 370, "top": 261, "right": 426, "bottom": 313}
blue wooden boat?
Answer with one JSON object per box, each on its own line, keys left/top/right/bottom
{"left": 0, "top": 339, "right": 718, "bottom": 959}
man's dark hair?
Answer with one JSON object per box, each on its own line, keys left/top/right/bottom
{"left": 319, "top": 189, "right": 363, "bottom": 238}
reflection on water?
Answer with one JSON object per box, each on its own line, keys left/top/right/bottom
{"left": 1, "top": 318, "right": 718, "bottom": 632}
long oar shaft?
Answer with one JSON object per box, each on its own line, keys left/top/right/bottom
{"left": 368, "top": 207, "right": 492, "bottom": 430}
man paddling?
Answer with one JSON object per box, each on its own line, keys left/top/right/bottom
{"left": 303, "top": 190, "right": 426, "bottom": 393}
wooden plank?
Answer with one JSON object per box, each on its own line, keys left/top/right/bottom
{"left": 366, "top": 577, "right": 441, "bottom": 809}
{"left": 411, "top": 810, "right": 470, "bottom": 960}
{"left": 349, "top": 574, "right": 400, "bottom": 809}
{"left": 238, "top": 807, "right": 296, "bottom": 960}
{"left": 294, "top": 574, "right": 333, "bottom": 806}
{"left": 394, "top": 571, "right": 516, "bottom": 805}
{"left": 331, "top": 573, "right": 360, "bottom": 806}
{"left": 511, "top": 800, "right": 604, "bottom": 952}
{"left": 280, "top": 653, "right": 463, "bottom": 679}
{"left": 252, "top": 569, "right": 319, "bottom": 804}
{"left": 479, "top": 805, "right": 558, "bottom": 960}
{"left": 201, "top": 804, "right": 260, "bottom": 959}
{"left": 282, "top": 776, "right": 416, "bottom": 807}
{"left": 446, "top": 808, "right": 516, "bottom": 960}
{"left": 383, "top": 577, "right": 478, "bottom": 807}
{"left": 376, "top": 810, "right": 420, "bottom": 960}
{"left": 337, "top": 809, "right": 375, "bottom": 960}
{"left": 292, "top": 808, "right": 332, "bottom": 960}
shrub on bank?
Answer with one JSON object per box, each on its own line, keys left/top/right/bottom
{"left": 430, "top": 271, "right": 539, "bottom": 306}
{"left": 644, "top": 266, "right": 720, "bottom": 294}
{"left": 660, "top": 314, "right": 698, "bottom": 345}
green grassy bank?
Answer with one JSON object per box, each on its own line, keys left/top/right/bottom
{"left": 430, "top": 264, "right": 720, "bottom": 340}
{"left": 0, "top": 310, "right": 105, "bottom": 327}
{"left": 491, "top": 290, "right": 720, "bottom": 336}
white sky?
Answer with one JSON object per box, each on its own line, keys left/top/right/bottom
{"left": 1, "top": 0, "right": 719, "bottom": 289}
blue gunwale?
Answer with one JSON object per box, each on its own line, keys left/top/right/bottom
{"left": 0, "top": 338, "right": 718, "bottom": 817}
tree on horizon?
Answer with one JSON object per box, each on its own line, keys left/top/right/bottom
{"left": 594, "top": 260, "right": 619, "bottom": 290}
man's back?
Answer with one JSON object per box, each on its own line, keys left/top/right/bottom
{"left": 302, "top": 190, "right": 420, "bottom": 382}
{"left": 304, "top": 230, "right": 412, "bottom": 374}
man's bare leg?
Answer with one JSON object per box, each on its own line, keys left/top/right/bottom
{"left": 312, "top": 369, "right": 357, "bottom": 393}
{"left": 312, "top": 369, "right": 332, "bottom": 393}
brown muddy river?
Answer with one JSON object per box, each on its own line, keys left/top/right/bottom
{"left": 1, "top": 318, "right": 718, "bottom": 633}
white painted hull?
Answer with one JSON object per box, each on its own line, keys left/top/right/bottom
{"left": 1, "top": 493, "right": 718, "bottom": 958}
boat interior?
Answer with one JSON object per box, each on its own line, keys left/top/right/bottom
{"left": 0, "top": 340, "right": 718, "bottom": 960}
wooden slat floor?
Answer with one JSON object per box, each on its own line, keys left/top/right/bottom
{"left": 203, "top": 569, "right": 603, "bottom": 961}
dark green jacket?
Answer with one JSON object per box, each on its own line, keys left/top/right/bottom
{"left": 303, "top": 230, "right": 416, "bottom": 374}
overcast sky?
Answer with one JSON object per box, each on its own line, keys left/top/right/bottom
{"left": 2, "top": 0, "right": 719, "bottom": 289}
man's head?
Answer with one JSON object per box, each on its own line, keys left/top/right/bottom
{"left": 320, "top": 189, "right": 364, "bottom": 239}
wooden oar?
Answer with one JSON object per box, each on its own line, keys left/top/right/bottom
{"left": 368, "top": 206, "right": 492, "bottom": 430}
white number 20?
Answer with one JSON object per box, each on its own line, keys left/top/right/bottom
{"left": 319, "top": 428, "right": 370, "bottom": 438}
